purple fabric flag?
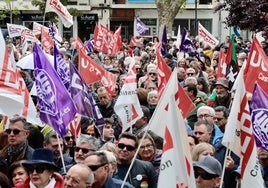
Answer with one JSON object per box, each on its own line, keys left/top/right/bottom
{"left": 179, "top": 28, "right": 197, "bottom": 54}
{"left": 33, "top": 43, "right": 76, "bottom": 138}
{"left": 136, "top": 18, "right": 149, "bottom": 35}
{"left": 54, "top": 43, "right": 70, "bottom": 90}
{"left": 69, "top": 62, "right": 105, "bottom": 136}
{"left": 84, "top": 38, "right": 94, "bottom": 53}
{"left": 250, "top": 83, "right": 268, "bottom": 151}
{"left": 48, "top": 22, "right": 56, "bottom": 38}
{"left": 161, "top": 25, "right": 167, "bottom": 56}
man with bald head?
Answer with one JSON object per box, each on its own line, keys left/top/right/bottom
{"left": 64, "top": 163, "right": 94, "bottom": 188}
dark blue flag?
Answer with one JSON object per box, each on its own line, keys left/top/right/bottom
{"left": 33, "top": 43, "right": 76, "bottom": 138}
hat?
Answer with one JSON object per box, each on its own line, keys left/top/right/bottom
{"left": 22, "top": 148, "right": 57, "bottom": 170}
{"left": 109, "top": 68, "right": 120, "bottom": 74}
{"left": 193, "top": 156, "right": 222, "bottom": 176}
{"left": 164, "top": 53, "right": 173, "bottom": 60}
{"left": 215, "top": 77, "right": 229, "bottom": 88}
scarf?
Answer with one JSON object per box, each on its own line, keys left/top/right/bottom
{"left": 30, "top": 177, "right": 56, "bottom": 188}
{"left": 7, "top": 141, "right": 27, "bottom": 163}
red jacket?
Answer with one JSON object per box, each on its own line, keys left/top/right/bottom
{"left": 15, "top": 173, "right": 64, "bottom": 188}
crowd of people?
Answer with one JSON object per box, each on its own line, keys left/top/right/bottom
{"left": 0, "top": 30, "right": 268, "bottom": 188}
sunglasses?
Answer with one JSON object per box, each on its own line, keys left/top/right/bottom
{"left": 27, "top": 165, "right": 47, "bottom": 174}
{"left": 187, "top": 73, "right": 194, "bottom": 76}
{"left": 5, "top": 128, "right": 23, "bottom": 135}
{"left": 213, "top": 117, "right": 223, "bottom": 121}
{"left": 65, "top": 136, "right": 75, "bottom": 141}
{"left": 74, "top": 146, "right": 95, "bottom": 154}
{"left": 88, "top": 163, "right": 107, "bottom": 171}
{"left": 194, "top": 171, "right": 218, "bottom": 180}
{"left": 149, "top": 73, "right": 157, "bottom": 76}
{"left": 117, "top": 143, "right": 136, "bottom": 151}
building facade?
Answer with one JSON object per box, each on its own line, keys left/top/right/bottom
{"left": 0, "top": 0, "right": 249, "bottom": 43}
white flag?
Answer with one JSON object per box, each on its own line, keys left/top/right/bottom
{"left": 45, "top": 0, "right": 73, "bottom": 28}
{"left": 157, "top": 69, "right": 196, "bottom": 188}
{"left": 114, "top": 59, "right": 143, "bottom": 132}
{"left": 6, "top": 23, "right": 26, "bottom": 38}
{"left": 222, "top": 67, "right": 264, "bottom": 187}
{"left": 0, "top": 31, "right": 42, "bottom": 126}
{"left": 198, "top": 22, "right": 219, "bottom": 48}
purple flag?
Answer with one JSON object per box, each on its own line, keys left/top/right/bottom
{"left": 84, "top": 38, "right": 94, "bottom": 53}
{"left": 33, "top": 43, "right": 76, "bottom": 138}
{"left": 69, "top": 62, "right": 105, "bottom": 136}
{"left": 136, "top": 18, "right": 149, "bottom": 35}
{"left": 161, "top": 25, "right": 167, "bottom": 56}
{"left": 250, "top": 83, "right": 268, "bottom": 151}
{"left": 179, "top": 28, "right": 196, "bottom": 54}
{"left": 54, "top": 43, "right": 70, "bottom": 90}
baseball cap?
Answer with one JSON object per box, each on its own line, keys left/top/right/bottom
{"left": 193, "top": 156, "right": 222, "bottom": 176}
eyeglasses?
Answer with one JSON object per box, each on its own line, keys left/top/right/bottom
{"left": 88, "top": 163, "right": 107, "bottom": 171}
{"left": 65, "top": 136, "right": 75, "bottom": 141}
{"left": 74, "top": 146, "right": 95, "bottom": 154}
{"left": 5, "top": 128, "right": 24, "bottom": 135}
{"left": 136, "top": 68, "right": 141, "bottom": 71}
{"left": 198, "top": 114, "right": 212, "bottom": 119}
{"left": 194, "top": 171, "right": 218, "bottom": 180}
{"left": 213, "top": 117, "right": 223, "bottom": 121}
{"left": 140, "top": 144, "right": 153, "bottom": 150}
{"left": 27, "top": 165, "right": 47, "bottom": 174}
{"left": 117, "top": 143, "right": 136, "bottom": 151}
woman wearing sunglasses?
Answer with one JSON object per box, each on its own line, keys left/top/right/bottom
{"left": 16, "top": 148, "right": 64, "bottom": 188}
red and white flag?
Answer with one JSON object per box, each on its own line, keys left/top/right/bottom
{"left": 216, "top": 50, "right": 227, "bottom": 79}
{"left": 222, "top": 67, "right": 264, "bottom": 187}
{"left": 6, "top": 23, "right": 26, "bottom": 38}
{"left": 156, "top": 44, "right": 195, "bottom": 119}
{"left": 114, "top": 59, "right": 143, "bottom": 132}
{"left": 41, "top": 27, "right": 54, "bottom": 54}
{"left": 94, "top": 24, "right": 113, "bottom": 53}
{"left": 68, "top": 114, "right": 81, "bottom": 139}
{"left": 244, "top": 37, "right": 268, "bottom": 94}
{"left": 0, "top": 31, "right": 42, "bottom": 125}
{"left": 73, "top": 37, "right": 88, "bottom": 55}
{"left": 109, "top": 26, "right": 123, "bottom": 56}
{"left": 45, "top": 0, "right": 73, "bottom": 28}
{"left": 151, "top": 69, "right": 196, "bottom": 188}
{"left": 198, "top": 22, "right": 219, "bottom": 48}
{"left": 78, "top": 49, "right": 118, "bottom": 96}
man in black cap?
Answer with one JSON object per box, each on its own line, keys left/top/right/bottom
{"left": 193, "top": 156, "right": 222, "bottom": 188}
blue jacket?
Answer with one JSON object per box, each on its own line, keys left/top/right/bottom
{"left": 104, "top": 176, "right": 134, "bottom": 188}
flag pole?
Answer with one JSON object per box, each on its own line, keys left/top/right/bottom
{"left": 56, "top": 133, "right": 66, "bottom": 174}
{"left": 219, "top": 144, "right": 231, "bottom": 188}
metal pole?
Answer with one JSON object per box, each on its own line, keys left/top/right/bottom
{"left": 195, "top": 0, "right": 198, "bottom": 36}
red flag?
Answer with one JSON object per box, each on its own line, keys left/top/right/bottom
{"left": 244, "top": 37, "right": 268, "bottom": 94}
{"left": 73, "top": 37, "right": 88, "bottom": 55}
{"left": 156, "top": 44, "right": 194, "bottom": 118}
{"left": 78, "top": 50, "right": 118, "bottom": 96}
{"left": 216, "top": 51, "right": 227, "bottom": 79}
{"left": 110, "top": 26, "right": 122, "bottom": 56}
{"left": 94, "top": 24, "right": 113, "bottom": 53}
{"left": 41, "top": 27, "right": 54, "bottom": 54}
